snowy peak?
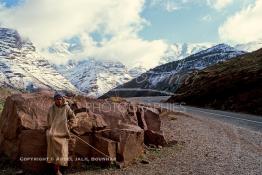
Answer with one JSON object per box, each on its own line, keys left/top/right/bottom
{"left": 193, "top": 43, "right": 244, "bottom": 57}
{"left": 56, "top": 58, "right": 145, "bottom": 97}
{"left": 159, "top": 43, "right": 214, "bottom": 64}
{"left": 0, "top": 28, "right": 78, "bottom": 92}
{"left": 0, "top": 28, "right": 35, "bottom": 56}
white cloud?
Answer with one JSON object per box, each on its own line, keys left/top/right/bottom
{"left": 166, "top": 1, "right": 180, "bottom": 12}
{"left": 0, "top": 0, "right": 168, "bottom": 69}
{"left": 201, "top": 15, "right": 213, "bottom": 22}
{"left": 149, "top": 0, "right": 181, "bottom": 12}
{"left": 149, "top": 0, "right": 233, "bottom": 11}
{"left": 219, "top": 0, "right": 262, "bottom": 43}
{"left": 207, "top": 0, "right": 234, "bottom": 10}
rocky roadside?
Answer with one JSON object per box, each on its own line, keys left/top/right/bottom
{"left": 1, "top": 109, "right": 261, "bottom": 175}
{"left": 66, "top": 111, "right": 262, "bottom": 175}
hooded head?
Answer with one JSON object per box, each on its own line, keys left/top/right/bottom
{"left": 53, "top": 92, "right": 65, "bottom": 107}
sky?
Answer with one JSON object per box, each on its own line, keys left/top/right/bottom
{"left": 0, "top": 0, "right": 261, "bottom": 68}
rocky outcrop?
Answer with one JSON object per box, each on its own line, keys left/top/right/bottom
{"left": 0, "top": 92, "right": 167, "bottom": 173}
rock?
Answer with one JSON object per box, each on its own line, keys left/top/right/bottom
{"left": 116, "top": 128, "right": 144, "bottom": 166}
{"left": 143, "top": 107, "right": 161, "bottom": 132}
{"left": 72, "top": 113, "right": 93, "bottom": 135}
{"left": 140, "top": 160, "right": 149, "bottom": 164}
{"left": 72, "top": 135, "right": 92, "bottom": 158}
{"left": 100, "top": 125, "right": 144, "bottom": 167}
{"left": 144, "top": 130, "right": 167, "bottom": 146}
{"left": 0, "top": 92, "right": 53, "bottom": 160}
{"left": 72, "top": 111, "right": 107, "bottom": 135}
{"left": 0, "top": 91, "right": 167, "bottom": 173}
{"left": 19, "top": 130, "right": 47, "bottom": 173}
{"left": 92, "top": 135, "right": 117, "bottom": 165}
{"left": 0, "top": 131, "right": 4, "bottom": 149}
{"left": 137, "top": 106, "right": 167, "bottom": 146}
{"left": 89, "top": 111, "right": 108, "bottom": 130}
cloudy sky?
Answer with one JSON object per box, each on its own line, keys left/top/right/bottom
{"left": 0, "top": 0, "right": 261, "bottom": 68}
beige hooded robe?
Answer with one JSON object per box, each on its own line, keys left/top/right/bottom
{"left": 46, "top": 103, "right": 76, "bottom": 166}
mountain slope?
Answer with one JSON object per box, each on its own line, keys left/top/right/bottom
{"left": 0, "top": 28, "right": 78, "bottom": 92}
{"left": 100, "top": 44, "right": 246, "bottom": 98}
{"left": 56, "top": 59, "right": 145, "bottom": 97}
{"left": 167, "top": 48, "right": 262, "bottom": 115}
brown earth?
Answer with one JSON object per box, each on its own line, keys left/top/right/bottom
{"left": 167, "top": 48, "right": 262, "bottom": 115}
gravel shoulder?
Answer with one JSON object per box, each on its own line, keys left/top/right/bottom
{"left": 67, "top": 110, "right": 262, "bottom": 175}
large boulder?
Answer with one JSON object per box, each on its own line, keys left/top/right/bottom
{"left": 0, "top": 92, "right": 166, "bottom": 173}
{"left": 0, "top": 92, "right": 53, "bottom": 160}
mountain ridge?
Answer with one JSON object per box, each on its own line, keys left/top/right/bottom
{"left": 99, "top": 43, "right": 246, "bottom": 98}
{"left": 0, "top": 28, "right": 79, "bottom": 92}
{"left": 167, "top": 48, "right": 262, "bottom": 115}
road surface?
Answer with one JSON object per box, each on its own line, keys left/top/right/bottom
{"left": 126, "top": 96, "right": 262, "bottom": 132}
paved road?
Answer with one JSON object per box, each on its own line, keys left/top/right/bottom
{"left": 126, "top": 96, "right": 262, "bottom": 132}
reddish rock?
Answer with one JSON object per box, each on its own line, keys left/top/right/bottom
{"left": 73, "top": 135, "right": 92, "bottom": 158}
{"left": 100, "top": 125, "right": 144, "bottom": 167}
{"left": 19, "top": 130, "right": 47, "bottom": 172}
{"left": 92, "top": 135, "right": 117, "bottom": 165}
{"left": 0, "top": 92, "right": 53, "bottom": 161}
{"left": 0, "top": 92, "right": 167, "bottom": 172}
{"left": 72, "top": 111, "right": 107, "bottom": 135}
{"left": 136, "top": 106, "right": 166, "bottom": 146}
{"left": 144, "top": 130, "right": 167, "bottom": 146}
{"left": 143, "top": 107, "right": 161, "bottom": 132}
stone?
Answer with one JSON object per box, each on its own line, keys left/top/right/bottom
{"left": 136, "top": 106, "right": 167, "bottom": 146}
{"left": 144, "top": 130, "right": 167, "bottom": 146}
{"left": 72, "top": 111, "right": 107, "bottom": 135}
{"left": 0, "top": 91, "right": 167, "bottom": 173}
{"left": 101, "top": 125, "right": 144, "bottom": 167}
{"left": 92, "top": 135, "right": 117, "bottom": 165}
{"left": 19, "top": 130, "right": 47, "bottom": 173}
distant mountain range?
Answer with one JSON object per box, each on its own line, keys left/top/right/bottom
{"left": 0, "top": 27, "right": 261, "bottom": 97}
{"left": 100, "top": 44, "right": 246, "bottom": 98}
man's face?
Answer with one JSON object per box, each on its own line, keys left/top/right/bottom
{"left": 54, "top": 97, "right": 63, "bottom": 107}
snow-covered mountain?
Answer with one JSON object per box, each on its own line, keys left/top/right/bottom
{"left": 100, "top": 44, "right": 246, "bottom": 98}
{"left": 159, "top": 43, "right": 214, "bottom": 64}
{"left": 48, "top": 39, "right": 262, "bottom": 97}
{"left": 0, "top": 28, "right": 79, "bottom": 92}
{"left": 56, "top": 59, "right": 146, "bottom": 97}
{"left": 1, "top": 27, "right": 260, "bottom": 98}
